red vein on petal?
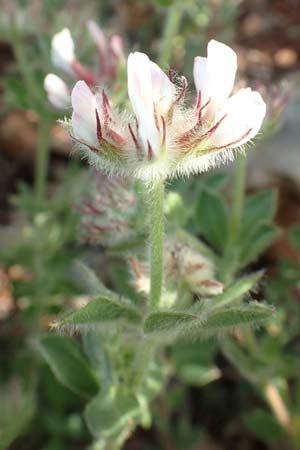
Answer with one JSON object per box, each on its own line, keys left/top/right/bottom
{"left": 128, "top": 123, "right": 140, "bottom": 150}
{"left": 95, "top": 108, "right": 102, "bottom": 142}
{"left": 203, "top": 128, "right": 253, "bottom": 153}
{"left": 147, "top": 140, "right": 154, "bottom": 160}
{"left": 161, "top": 115, "right": 166, "bottom": 145}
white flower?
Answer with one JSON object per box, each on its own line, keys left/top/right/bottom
{"left": 45, "top": 24, "right": 125, "bottom": 109}
{"left": 69, "top": 41, "right": 266, "bottom": 181}
{"left": 44, "top": 74, "right": 70, "bottom": 109}
{"left": 193, "top": 40, "right": 266, "bottom": 150}
{"left": 51, "top": 28, "right": 75, "bottom": 75}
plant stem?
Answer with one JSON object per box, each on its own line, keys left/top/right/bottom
{"left": 10, "top": 26, "right": 42, "bottom": 108}
{"left": 158, "top": 1, "right": 183, "bottom": 68}
{"left": 221, "top": 154, "right": 247, "bottom": 284}
{"left": 230, "top": 153, "right": 247, "bottom": 243}
{"left": 11, "top": 25, "right": 51, "bottom": 206}
{"left": 149, "top": 179, "right": 165, "bottom": 310}
{"left": 264, "top": 381, "right": 291, "bottom": 431}
{"left": 35, "top": 117, "right": 51, "bottom": 206}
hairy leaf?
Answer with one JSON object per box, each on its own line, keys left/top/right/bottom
{"left": 144, "top": 311, "right": 196, "bottom": 334}
{"left": 74, "top": 261, "right": 115, "bottom": 297}
{"left": 144, "top": 303, "right": 273, "bottom": 338}
{"left": 35, "top": 335, "right": 99, "bottom": 398}
{"left": 85, "top": 389, "right": 140, "bottom": 439}
{"left": 195, "top": 188, "right": 229, "bottom": 252}
{"left": 239, "top": 224, "right": 279, "bottom": 267}
{"left": 201, "top": 303, "right": 274, "bottom": 331}
{"left": 210, "top": 271, "right": 264, "bottom": 308}
{"left": 56, "top": 296, "right": 142, "bottom": 330}
{"left": 0, "top": 387, "right": 35, "bottom": 450}
{"left": 241, "top": 190, "right": 277, "bottom": 237}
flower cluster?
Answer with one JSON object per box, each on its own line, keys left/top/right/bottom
{"left": 44, "top": 22, "right": 124, "bottom": 109}
{"left": 164, "top": 241, "right": 223, "bottom": 296}
{"left": 130, "top": 240, "right": 223, "bottom": 298}
{"left": 69, "top": 40, "right": 266, "bottom": 180}
{"left": 75, "top": 172, "right": 137, "bottom": 246}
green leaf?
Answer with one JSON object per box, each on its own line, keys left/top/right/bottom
{"left": 199, "top": 171, "right": 229, "bottom": 191}
{"left": 164, "top": 191, "right": 188, "bottom": 227}
{"left": 237, "top": 190, "right": 278, "bottom": 267}
{"left": 239, "top": 224, "right": 279, "bottom": 266}
{"left": 241, "top": 190, "right": 277, "bottom": 237}
{"left": 244, "top": 410, "right": 286, "bottom": 442}
{"left": 82, "top": 333, "right": 112, "bottom": 388}
{"left": 144, "top": 311, "right": 197, "bottom": 335}
{"left": 195, "top": 188, "right": 229, "bottom": 252}
{"left": 74, "top": 261, "right": 115, "bottom": 297}
{"left": 35, "top": 335, "right": 99, "bottom": 398}
{"left": 84, "top": 389, "right": 140, "bottom": 439}
{"left": 178, "top": 364, "right": 221, "bottom": 387}
{"left": 56, "top": 297, "right": 142, "bottom": 330}
{"left": 144, "top": 303, "right": 274, "bottom": 338}
{"left": 0, "top": 386, "right": 35, "bottom": 450}
{"left": 153, "top": 0, "right": 174, "bottom": 6}
{"left": 200, "top": 303, "right": 274, "bottom": 331}
{"left": 210, "top": 271, "right": 264, "bottom": 309}
{"left": 289, "top": 224, "right": 300, "bottom": 250}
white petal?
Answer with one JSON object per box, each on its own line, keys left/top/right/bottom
{"left": 71, "top": 80, "right": 99, "bottom": 147}
{"left": 51, "top": 28, "right": 75, "bottom": 75}
{"left": 193, "top": 56, "right": 209, "bottom": 105}
{"left": 87, "top": 21, "right": 108, "bottom": 56}
{"left": 44, "top": 74, "right": 70, "bottom": 109}
{"left": 194, "top": 40, "right": 237, "bottom": 106}
{"left": 210, "top": 88, "right": 266, "bottom": 148}
{"left": 110, "top": 35, "right": 125, "bottom": 61}
{"left": 150, "top": 61, "right": 175, "bottom": 114}
{"left": 127, "top": 52, "right": 160, "bottom": 155}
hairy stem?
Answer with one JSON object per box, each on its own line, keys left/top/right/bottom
{"left": 149, "top": 179, "right": 165, "bottom": 310}
{"left": 158, "top": 1, "right": 183, "bottom": 68}
{"left": 221, "top": 154, "right": 247, "bottom": 284}
{"left": 230, "top": 154, "right": 247, "bottom": 243}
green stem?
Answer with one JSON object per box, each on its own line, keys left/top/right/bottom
{"left": 10, "top": 26, "right": 42, "bottom": 108}
{"left": 221, "top": 154, "right": 247, "bottom": 284}
{"left": 35, "top": 117, "right": 51, "bottom": 205}
{"left": 11, "top": 25, "right": 51, "bottom": 206}
{"left": 229, "top": 154, "right": 247, "bottom": 243}
{"left": 158, "top": 1, "right": 184, "bottom": 68}
{"left": 131, "top": 337, "right": 156, "bottom": 388}
{"left": 149, "top": 179, "right": 165, "bottom": 310}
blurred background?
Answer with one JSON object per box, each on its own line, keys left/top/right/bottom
{"left": 0, "top": 1, "right": 300, "bottom": 449}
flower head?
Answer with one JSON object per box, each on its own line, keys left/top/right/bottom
{"left": 69, "top": 41, "right": 266, "bottom": 180}
{"left": 44, "top": 23, "right": 125, "bottom": 109}
{"left": 76, "top": 172, "right": 138, "bottom": 246}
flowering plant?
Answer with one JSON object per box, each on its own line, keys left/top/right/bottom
{"left": 37, "top": 38, "right": 276, "bottom": 450}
